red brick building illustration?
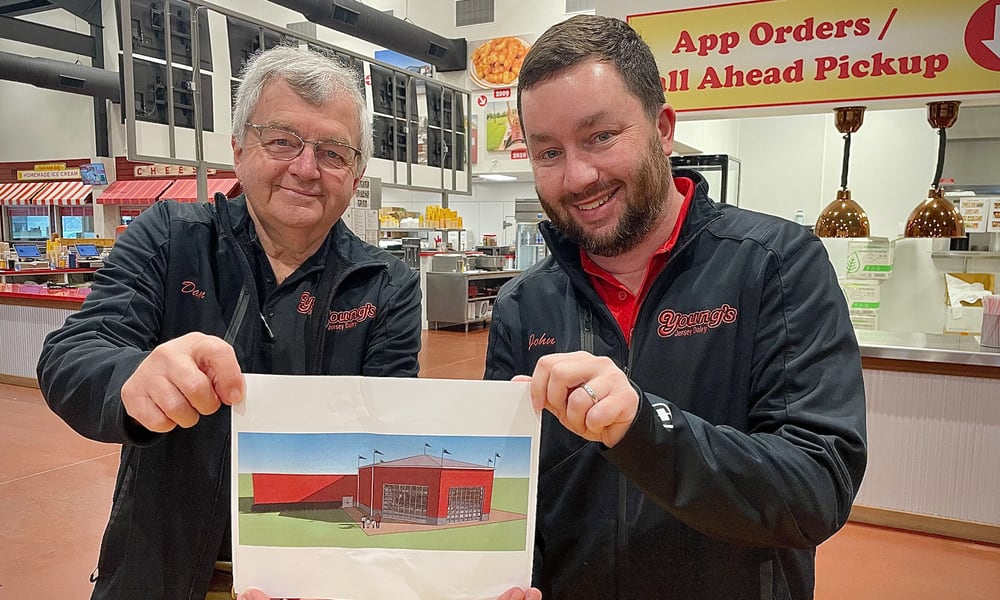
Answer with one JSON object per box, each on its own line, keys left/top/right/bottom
{"left": 251, "top": 454, "right": 495, "bottom": 525}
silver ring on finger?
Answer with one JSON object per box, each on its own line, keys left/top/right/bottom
{"left": 581, "top": 382, "right": 599, "bottom": 405}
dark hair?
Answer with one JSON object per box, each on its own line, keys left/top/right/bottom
{"left": 516, "top": 15, "right": 664, "bottom": 129}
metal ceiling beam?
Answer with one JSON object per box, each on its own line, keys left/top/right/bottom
{"left": 270, "top": 0, "right": 468, "bottom": 72}
{"left": 0, "top": 13, "right": 95, "bottom": 55}
{"left": 0, "top": 0, "right": 53, "bottom": 18}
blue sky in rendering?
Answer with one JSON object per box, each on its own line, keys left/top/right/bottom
{"left": 239, "top": 433, "right": 531, "bottom": 478}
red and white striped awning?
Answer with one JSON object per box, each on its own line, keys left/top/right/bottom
{"left": 33, "top": 180, "right": 94, "bottom": 206}
{"left": 96, "top": 179, "right": 174, "bottom": 205}
{"left": 160, "top": 178, "right": 240, "bottom": 202}
{"left": 0, "top": 181, "right": 47, "bottom": 205}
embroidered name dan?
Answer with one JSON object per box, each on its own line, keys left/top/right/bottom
{"left": 180, "top": 280, "right": 206, "bottom": 299}
{"left": 657, "top": 303, "right": 738, "bottom": 338}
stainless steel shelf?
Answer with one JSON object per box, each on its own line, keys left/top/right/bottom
{"left": 930, "top": 251, "right": 1000, "bottom": 258}
{"left": 426, "top": 270, "right": 521, "bottom": 331}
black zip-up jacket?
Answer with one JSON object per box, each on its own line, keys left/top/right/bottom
{"left": 37, "top": 195, "right": 421, "bottom": 599}
{"left": 485, "top": 172, "right": 867, "bottom": 599}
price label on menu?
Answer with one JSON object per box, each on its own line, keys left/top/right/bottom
{"left": 959, "top": 197, "right": 988, "bottom": 233}
{"left": 988, "top": 197, "right": 1000, "bottom": 233}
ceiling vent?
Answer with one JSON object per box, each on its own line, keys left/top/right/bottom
{"left": 456, "top": 0, "right": 494, "bottom": 27}
{"left": 565, "top": 0, "right": 596, "bottom": 13}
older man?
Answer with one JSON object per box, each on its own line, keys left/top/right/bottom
{"left": 37, "top": 45, "right": 421, "bottom": 599}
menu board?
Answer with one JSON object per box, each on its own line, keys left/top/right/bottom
{"left": 958, "top": 197, "right": 988, "bottom": 233}
{"left": 989, "top": 197, "right": 1000, "bottom": 233}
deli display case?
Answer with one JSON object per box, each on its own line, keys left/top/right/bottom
{"left": 515, "top": 198, "right": 548, "bottom": 271}
{"left": 671, "top": 154, "right": 742, "bottom": 206}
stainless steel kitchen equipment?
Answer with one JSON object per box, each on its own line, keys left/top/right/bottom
{"left": 671, "top": 154, "right": 742, "bottom": 206}
{"left": 469, "top": 254, "right": 504, "bottom": 271}
{"left": 431, "top": 253, "right": 467, "bottom": 272}
{"left": 515, "top": 198, "right": 549, "bottom": 271}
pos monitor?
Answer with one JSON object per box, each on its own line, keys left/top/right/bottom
{"left": 13, "top": 244, "right": 42, "bottom": 260}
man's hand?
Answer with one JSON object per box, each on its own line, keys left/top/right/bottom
{"left": 524, "top": 351, "right": 639, "bottom": 447}
{"left": 120, "top": 332, "right": 244, "bottom": 433}
{"left": 498, "top": 586, "right": 542, "bottom": 600}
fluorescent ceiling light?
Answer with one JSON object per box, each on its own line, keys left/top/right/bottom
{"left": 477, "top": 174, "right": 518, "bottom": 182}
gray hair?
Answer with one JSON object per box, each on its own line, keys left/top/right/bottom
{"left": 232, "top": 44, "right": 373, "bottom": 173}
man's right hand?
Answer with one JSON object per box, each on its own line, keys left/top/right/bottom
{"left": 120, "top": 332, "right": 245, "bottom": 433}
{"left": 499, "top": 587, "right": 542, "bottom": 600}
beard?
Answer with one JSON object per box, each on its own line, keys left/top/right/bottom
{"left": 538, "top": 136, "right": 673, "bottom": 257}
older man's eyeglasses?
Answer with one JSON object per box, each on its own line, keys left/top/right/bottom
{"left": 245, "top": 122, "right": 360, "bottom": 173}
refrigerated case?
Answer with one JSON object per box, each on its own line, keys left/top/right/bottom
{"left": 515, "top": 198, "right": 548, "bottom": 271}
{"left": 671, "top": 154, "right": 741, "bottom": 206}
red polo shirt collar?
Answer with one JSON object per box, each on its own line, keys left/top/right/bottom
{"left": 580, "top": 176, "right": 695, "bottom": 345}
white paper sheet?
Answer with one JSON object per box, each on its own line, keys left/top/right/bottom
{"left": 232, "top": 375, "right": 540, "bottom": 600}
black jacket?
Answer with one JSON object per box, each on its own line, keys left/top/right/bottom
{"left": 484, "top": 172, "right": 867, "bottom": 599}
{"left": 37, "top": 195, "right": 421, "bottom": 599}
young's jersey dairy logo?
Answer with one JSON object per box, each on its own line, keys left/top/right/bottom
{"left": 297, "top": 291, "right": 316, "bottom": 315}
{"left": 327, "top": 302, "right": 377, "bottom": 330}
{"left": 295, "top": 293, "right": 377, "bottom": 330}
{"left": 657, "top": 303, "right": 738, "bottom": 338}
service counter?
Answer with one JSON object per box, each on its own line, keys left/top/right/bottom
{"left": 0, "top": 267, "right": 98, "bottom": 284}
{"left": 852, "top": 330, "right": 1000, "bottom": 544}
{"left": 0, "top": 283, "right": 88, "bottom": 387}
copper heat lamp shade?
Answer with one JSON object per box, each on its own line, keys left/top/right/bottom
{"left": 905, "top": 101, "right": 965, "bottom": 238}
{"left": 816, "top": 107, "right": 870, "bottom": 238}
{"left": 904, "top": 188, "right": 965, "bottom": 238}
{"left": 815, "top": 190, "right": 871, "bottom": 238}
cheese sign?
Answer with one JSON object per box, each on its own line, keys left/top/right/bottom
{"left": 628, "top": 0, "right": 1000, "bottom": 113}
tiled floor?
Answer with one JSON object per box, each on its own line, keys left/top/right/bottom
{"left": 2, "top": 327, "right": 998, "bottom": 598}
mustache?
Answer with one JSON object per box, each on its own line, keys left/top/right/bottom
{"left": 554, "top": 181, "right": 622, "bottom": 206}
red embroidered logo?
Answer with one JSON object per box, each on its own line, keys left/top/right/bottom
{"left": 657, "top": 303, "right": 738, "bottom": 338}
{"left": 180, "top": 280, "right": 206, "bottom": 299}
{"left": 528, "top": 332, "right": 557, "bottom": 350}
{"left": 327, "top": 302, "right": 377, "bottom": 331}
{"left": 297, "top": 292, "right": 315, "bottom": 315}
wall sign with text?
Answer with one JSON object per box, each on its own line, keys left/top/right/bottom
{"left": 629, "top": 0, "right": 1000, "bottom": 113}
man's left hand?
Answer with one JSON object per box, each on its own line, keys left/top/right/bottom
{"left": 522, "top": 351, "right": 639, "bottom": 447}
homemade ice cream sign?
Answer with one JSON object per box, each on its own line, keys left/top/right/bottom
{"left": 628, "top": 0, "right": 1000, "bottom": 113}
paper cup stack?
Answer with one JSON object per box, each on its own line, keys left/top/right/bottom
{"left": 982, "top": 295, "right": 1000, "bottom": 349}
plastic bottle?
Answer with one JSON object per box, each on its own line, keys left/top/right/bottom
{"left": 794, "top": 209, "right": 805, "bottom": 225}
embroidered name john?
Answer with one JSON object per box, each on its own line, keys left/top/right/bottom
{"left": 658, "top": 303, "right": 738, "bottom": 338}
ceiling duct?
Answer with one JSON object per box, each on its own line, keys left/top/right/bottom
{"left": 0, "top": 50, "right": 120, "bottom": 102}
{"left": 269, "top": 0, "right": 468, "bottom": 72}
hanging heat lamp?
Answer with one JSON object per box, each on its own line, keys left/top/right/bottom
{"left": 904, "top": 101, "right": 965, "bottom": 238}
{"left": 815, "top": 106, "right": 871, "bottom": 238}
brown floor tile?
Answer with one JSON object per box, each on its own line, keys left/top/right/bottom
{"left": 816, "top": 522, "right": 1000, "bottom": 600}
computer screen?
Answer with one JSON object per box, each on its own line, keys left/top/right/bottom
{"left": 13, "top": 244, "right": 42, "bottom": 259}
{"left": 75, "top": 244, "right": 100, "bottom": 258}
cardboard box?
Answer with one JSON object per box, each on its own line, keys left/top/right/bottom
{"left": 840, "top": 279, "right": 880, "bottom": 310}
{"left": 844, "top": 237, "right": 893, "bottom": 279}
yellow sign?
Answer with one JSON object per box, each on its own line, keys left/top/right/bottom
{"left": 34, "top": 162, "right": 68, "bottom": 171}
{"left": 629, "top": 0, "right": 1000, "bottom": 113}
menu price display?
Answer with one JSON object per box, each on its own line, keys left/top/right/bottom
{"left": 989, "top": 197, "right": 1000, "bottom": 233}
